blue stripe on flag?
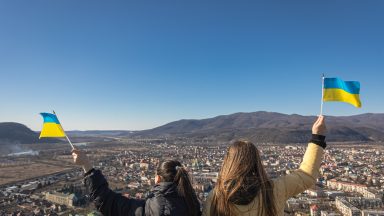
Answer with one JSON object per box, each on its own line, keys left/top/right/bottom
{"left": 324, "top": 78, "right": 360, "bottom": 94}
{"left": 40, "top": 113, "right": 61, "bottom": 124}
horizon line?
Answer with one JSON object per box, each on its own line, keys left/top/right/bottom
{"left": 1, "top": 110, "right": 383, "bottom": 132}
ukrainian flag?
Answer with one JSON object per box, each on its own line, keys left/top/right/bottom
{"left": 39, "top": 113, "right": 66, "bottom": 138}
{"left": 323, "top": 77, "right": 361, "bottom": 108}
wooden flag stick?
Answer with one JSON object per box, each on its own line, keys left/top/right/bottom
{"left": 320, "top": 74, "right": 325, "bottom": 116}
{"left": 53, "top": 110, "right": 75, "bottom": 149}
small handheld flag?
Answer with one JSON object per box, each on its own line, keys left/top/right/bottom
{"left": 39, "top": 113, "right": 66, "bottom": 138}
{"left": 39, "top": 111, "right": 74, "bottom": 149}
{"left": 319, "top": 75, "right": 361, "bottom": 115}
{"left": 323, "top": 77, "right": 362, "bottom": 108}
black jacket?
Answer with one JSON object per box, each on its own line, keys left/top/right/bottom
{"left": 84, "top": 169, "right": 200, "bottom": 216}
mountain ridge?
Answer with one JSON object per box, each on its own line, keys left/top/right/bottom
{"left": 1, "top": 112, "right": 384, "bottom": 144}
{"left": 0, "top": 122, "right": 60, "bottom": 145}
{"left": 131, "top": 112, "right": 384, "bottom": 143}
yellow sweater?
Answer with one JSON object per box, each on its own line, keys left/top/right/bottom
{"left": 202, "top": 143, "right": 324, "bottom": 216}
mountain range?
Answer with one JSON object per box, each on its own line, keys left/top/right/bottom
{"left": 131, "top": 112, "right": 384, "bottom": 143}
{"left": 1, "top": 112, "right": 384, "bottom": 145}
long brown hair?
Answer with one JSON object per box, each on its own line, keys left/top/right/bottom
{"left": 157, "top": 160, "right": 200, "bottom": 216}
{"left": 210, "top": 140, "right": 277, "bottom": 216}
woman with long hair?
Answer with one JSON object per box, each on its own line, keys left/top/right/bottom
{"left": 203, "top": 115, "right": 327, "bottom": 216}
{"left": 71, "top": 151, "right": 201, "bottom": 216}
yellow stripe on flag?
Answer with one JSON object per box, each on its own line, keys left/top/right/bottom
{"left": 323, "top": 88, "right": 361, "bottom": 108}
{"left": 39, "top": 122, "right": 66, "bottom": 138}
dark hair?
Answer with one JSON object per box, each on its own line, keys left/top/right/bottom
{"left": 210, "top": 140, "right": 277, "bottom": 216}
{"left": 157, "top": 160, "right": 200, "bottom": 216}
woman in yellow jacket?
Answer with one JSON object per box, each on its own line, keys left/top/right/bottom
{"left": 203, "top": 115, "right": 326, "bottom": 216}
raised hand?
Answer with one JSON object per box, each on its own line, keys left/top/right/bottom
{"left": 72, "top": 149, "right": 93, "bottom": 173}
{"left": 312, "top": 115, "right": 326, "bottom": 136}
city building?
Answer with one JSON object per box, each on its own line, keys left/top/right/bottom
{"left": 44, "top": 191, "right": 77, "bottom": 207}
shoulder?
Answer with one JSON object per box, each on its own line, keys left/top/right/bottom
{"left": 202, "top": 191, "right": 214, "bottom": 216}
{"left": 205, "top": 190, "right": 214, "bottom": 203}
{"left": 272, "top": 178, "right": 285, "bottom": 196}
{"left": 145, "top": 195, "right": 166, "bottom": 215}
{"left": 272, "top": 177, "right": 284, "bottom": 190}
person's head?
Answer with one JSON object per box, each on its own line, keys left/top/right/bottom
{"left": 210, "top": 140, "right": 277, "bottom": 216}
{"left": 156, "top": 160, "right": 200, "bottom": 216}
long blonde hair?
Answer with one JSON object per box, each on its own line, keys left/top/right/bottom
{"left": 210, "top": 140, "right": 277, "bottom": 216}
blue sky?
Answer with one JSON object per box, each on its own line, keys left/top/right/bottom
{"left": 0, "top": 1, "right": 383, "bottom": 130}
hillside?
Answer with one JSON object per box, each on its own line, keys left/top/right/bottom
{"left": 2, "top": 112, "right": 384, "bottom": 145}
{"left": 66, "top": 130, "right": 135, "bottom": 137}
{"left": 132, "top": 112, "right": 384, "bottom": 143}
{"left": 0, "top": 122, "right": 59, "bottom": 144}
{"left": 0, "top": 122, "right": 40, "bottom": 144}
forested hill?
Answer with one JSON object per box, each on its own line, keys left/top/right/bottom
{"left": 2, "top": 112, "right": 384, "bottom": 144}
{"left": 132, "top": 112, "right": 384, "bottom": 143}
{"left": 0, "top": 122, "right": 59, "bottom": 144}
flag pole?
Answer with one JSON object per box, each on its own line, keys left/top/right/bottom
{"left": 320, "top": 74, "right": 325, "bottom": 116}
{"left": 53, "top": 110, "right": 75, "bottom": 150}
{"left": 65, "top": 134, "right": 75, "bottom": 150}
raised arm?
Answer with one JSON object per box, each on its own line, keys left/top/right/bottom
{"left": 274, "top": 115, "right": 326, "bottom": 200}
{"left": 72, "top": 150, "right": 145, "bottom": 216}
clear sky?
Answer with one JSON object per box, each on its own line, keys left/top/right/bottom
{"left": 0, "top": 1, "right": 383, "bottom": 130}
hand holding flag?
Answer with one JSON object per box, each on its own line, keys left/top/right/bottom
{"left": 312, "top": 115, "right": 326, "bottom": 136}
{"left": 72, "top": 149, "right": 93, "bottom": 173}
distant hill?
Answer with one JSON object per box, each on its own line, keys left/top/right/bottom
{"left": 0, "top": 122, "right": 59, "bottom": 145}
{"left": 66, "top": 130, "right": 135, "bottom": 137}
{"left": 0, "top": 122, "right": 40, "bottom": 144}
{"left": 2, "top": 112, "right": 384, "bottom": 145}
{"left": 132, "top": 112, "right": 384, "bottom": 143}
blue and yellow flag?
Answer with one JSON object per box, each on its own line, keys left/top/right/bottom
{"left": 323, "top": 77, "right": 361, "bottom": 108}
{"left": 39, "top": 113, "right": 66, "bottom": 138}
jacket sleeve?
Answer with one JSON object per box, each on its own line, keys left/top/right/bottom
{"left": 274, "top": 143, "right": 324, "bottom": 200}
{"left": 84, "top": 169, "right": 145, "bottom": 216}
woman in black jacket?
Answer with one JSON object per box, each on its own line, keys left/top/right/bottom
{"left": 72, "top": 150, "right": 201, "bottom": 216}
